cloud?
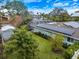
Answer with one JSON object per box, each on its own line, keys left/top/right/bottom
{"left": 28, "top": 8, "right": 53, "bottom": 14}
{"left": 53, "top": 2, "right": 69, "bottom": 7}
{"left": 64, "top": 3, "right": 69, "bottom": 6}
{"left": 67, "top": 8, "right": 79, "bottom": 14}
{"left": 73, "top": 0, "right": 78, "bottom": 2}
{"left": 46, "top": 0, "right": 51, "bottom": 3}
{"left": 72, "top": 2, "right": 77, "bottom": 6}
{"left": 54, "top": 0, "right": 59, "bottom": 2}
{"left": 28, "top": 6, "right": 79, "bottom": 15}
{"left": 65, "top": 6, "right": 79, "bottom": 14}
{"left": 43, "top": 5, "right": 49, "bottom": 9}
{"left": 23, "top": 0, "right": 41, "bottom": 3}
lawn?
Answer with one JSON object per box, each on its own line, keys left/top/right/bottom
{"left": 32, "top": 34, "right": 65, "bottom": 59}
{"left": 4, "top": 32, "right": 65, "bottom": 59}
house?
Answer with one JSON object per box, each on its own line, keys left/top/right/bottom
{"left": 0, "top": 8, "right": 23, "bottom": 27}
{"left": 0, "top": 14, "right": 23, "bottom": 27}
{"left": 0, "top": 16, "right": 10, "bottom": 24}
{"left": 1, "top": 25, "right": 15, "bottom": 40}
{"left": 30, "top": 18, "right": 79, "bottom": 45}
{"left": 0, "top": 13, "right": 23, "bottom": 40}
{"left": 10, "top": 14, "right": 23, "bottom": 27}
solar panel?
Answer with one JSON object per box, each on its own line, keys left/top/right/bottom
{"left": 37, "top": 24, "right": 75, "bottom": 36}
{"left": 64, "top": 22, "right": 79, "bottom": 28}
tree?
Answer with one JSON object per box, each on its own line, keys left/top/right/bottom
{"left": 51, "top": 34, "right": 64, "bottom": 53}
{"left": 5, "top": 0, "right": 32, "bottom": 24}
{"left": 4, "top": 26, "right": 38, "bottom": 59}
{"left": 71, "top": 11, "right": 79, "bottom": 21}
{"left": 6, "top": 0, "right": 28, "bottom": 14}
{"left": 49, "top": 7, "right": 70, "bottom": 21}
{"left": 64, "top": 42, "right": 79, "bottom": 59}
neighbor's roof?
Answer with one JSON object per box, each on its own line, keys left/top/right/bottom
{"left": 64, "top": 22, "right": 79, "bottom": 28}
{"left": 37, "top": 23, "right": 79, "bottom": 40}
{"left": 1, "top": 25, "right": 15, "bottom": 31}
{"left": 31, "top": 18, "right": 79, "bottom": 40}
{"left": 37, "top": 24, "right": 75, "bottom": 36}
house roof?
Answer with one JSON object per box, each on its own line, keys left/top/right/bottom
{"left": 1, "top": 25, "right": 15, "bottom": 31}
{"left": 36, "top": 23, "right": 79, "bottom": 40}
{"left": 37, "top": 24, "right": 75, "bottom": 36}
{"left": 30, "top": 17, "right": 79, "bottom": 40}
{"left": 64, "top": 22, "right": 79, "bottom": 28}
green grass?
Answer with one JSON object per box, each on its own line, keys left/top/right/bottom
{"left": 5, "top": 32, "right": 65, "bottom": 59}
{"left": 32, "top": 34, "right": 65, "bottom": 59}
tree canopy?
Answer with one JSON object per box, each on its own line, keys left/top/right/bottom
{"left": 4, "top": 26, "right": 38, "bottom": 59}
{"left": 64, "top": 42, "right": 79, "bottom": 59}
{"left": 41, "top": 7, "right": 71, "bottom": 21}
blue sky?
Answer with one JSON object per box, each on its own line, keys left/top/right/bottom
{"left": 0, "top": 0, "right": 79, "bottom": 14}
{"left": 23, "top": 0, "right": 79, "bottom": 14}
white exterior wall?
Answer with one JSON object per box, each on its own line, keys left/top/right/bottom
{"left": 63, "top": 36, "right": 76, "bottom": 45}
{"left": 2, "top": 30, "right": 14, "bottom": 40}
{"left": 33, "top": 26, "right": 77, "bottom": 45}
{"left": 32, "top": 27, "right": 56, "bottom": 38}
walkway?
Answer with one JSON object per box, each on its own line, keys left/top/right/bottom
{"left": 72, "top": 49, "right": 79, "bottom": 59}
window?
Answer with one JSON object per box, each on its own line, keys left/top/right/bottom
{"left": 67, "top": 37, "right": 71, "bottom": 42}
{"left": 67, "top": 37, "right": 74, "bottom": 42}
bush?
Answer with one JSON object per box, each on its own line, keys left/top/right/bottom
{"left": 63, "top": 49, "right": 73, "bottom": 59}
{"left": 51, "top": 34, "right": 65, "bottom": 54}
{"left": 34, "top": 32, "right": 50, "bottom": 39}
{"left": 63, "top": 42, "right": 79, "bottom": 59}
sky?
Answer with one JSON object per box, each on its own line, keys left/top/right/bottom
{"left": 0, "top": 0, "right": 79, "bottom": 14}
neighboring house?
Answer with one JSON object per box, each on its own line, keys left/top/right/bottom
{"left": 29, "top": 17, "right": 53, "bottom": 29}
{"left": 0, "top": 9, "right": 10, "bottom": 19}
{"left": 30, "top": 18, "right": 79, "bottom": 45}
{"left": 0, "top": 16, "right": 10, "bottom": 24}
{"left": 0, "top": 8, "right": 17, "bottom": 17}
{"left": 10, "top": 14, "right": 23, "bottom": 27}
{"left": 0, "top": 14, "right": 23, "bottom": 27}
{"left": 0, "top": 12, "right": 23, "bottom": 40}
{"left": 0, "top": 8, "right": 23, "bottom": 27}
{"left": 1, "top": 25, "right": 15, "bottom": 40}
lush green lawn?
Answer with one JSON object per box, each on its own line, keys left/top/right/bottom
{"left": 32, "top": 34, "right": 64, "bottom": 59}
